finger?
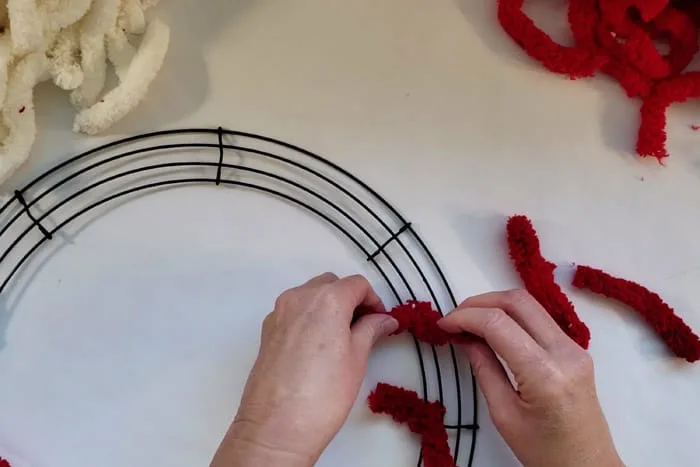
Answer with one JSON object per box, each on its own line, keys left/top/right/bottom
{"left": 334, "top": 274, "right": 387, "bottom": 318}
{"left": 462, "top": 340, "right": 519, "bottom": 418}
{"left": 458, "top": 289, "right": 571, "bottom": 350}
{"left": 351, "top": 313, "right": 399, "bottom": 357}
{"left": 303, "top": 272, "right": 339, "bottom": 287}
{"left": 439, "top": 307, "right": 549, "bottom": 376}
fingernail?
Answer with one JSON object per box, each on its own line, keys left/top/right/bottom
{"left": 381, "top": 316, "right": 400, "bottom": 335}
{"left": 437, "top": 315, "right": 453, "bottom": 328}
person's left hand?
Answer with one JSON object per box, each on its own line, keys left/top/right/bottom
{"left": 211, "top": 273, "right": 398, "bottom": 467}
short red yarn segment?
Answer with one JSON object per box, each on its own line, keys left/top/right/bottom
{"left": 498, "top": 0, "right": 700, "bottom": 159}
{"left": 637, "top": 72, "right": 700, "bottom": 159}
{"left": 572, "top": 265, "right": 700, "bottom": 362}
{"left": 507, "top": 215, "right": 591, "bottom": 348}
{"left": 388, "top": 301, "right": 468, "bottom": 346}
{"left": 368, "top": 383, "right": 454, "bottom": 467}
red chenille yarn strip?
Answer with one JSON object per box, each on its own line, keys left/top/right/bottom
{"left": 498, "top": 0, "right": 607, "bottom": 78}
{"left": 368, "top": 383, "right": 455, "bottom": 467}
{"left": 388, "top": 301, "right": 467, "bottom": 346}
{"left": 572, "top": 265, "right": 700, "bottom": 362}
{"left": 637, "top": 72, "right": 700, "bottom": 159}
{"left": 507, "top": 215, "right": 591, "bottom": 348}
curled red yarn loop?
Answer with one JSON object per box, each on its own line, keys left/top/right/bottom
{"left": 388, "top": 301, "right": 469, "bottom": 346}
{"left": 499, "top": 0, "right": 700, "bottom": 158}
{"left": 368, "top": 383, "right": 455, "bottom": 467}
{"left": 652, "top": 8, "right": 698, "bottom": 76}
{"left": 498, "top": 0, "right": 608, "bottom": 78}
{"left": 506, "top": 215, "right": 591, "bottom": 348}
{"left": 572, "top": 265, "right": 700, "bottom": 362}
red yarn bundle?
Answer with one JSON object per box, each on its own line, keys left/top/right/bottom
{"left": 573, "top": 265, "right": 700, "bottom": 362}
{"left": 506, "top": 215, "right": 591, "bottom": 348}
{"left": 498, "top": 0, "right": 700, "bottom": 159}
{"left": 388, "top": 301, "right": 468, "bottom": 346}
{"left": 368, "top": 383, "right": 455, "bottom": 467}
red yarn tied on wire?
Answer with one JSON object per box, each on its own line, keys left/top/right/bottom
{"left": 370, "top": 303, "right": 464, "bottom": 466}
{"left": 498, "top": 0, "right": 700, "bottom": 159}
{"left": 388, "top": 301, "right": 469, "bottom": 346}
{"left": 368, "top": 383, "right": 455, "bottom": 467}
{"left": 507, "top": 215, "right": 591, "bottom": 348}
{"left": 573, "top": 265, "right": 700, "bottom": 362}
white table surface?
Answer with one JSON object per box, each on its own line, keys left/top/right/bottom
{"left": 1, "top": 0, "right": 700, "bottom": 466}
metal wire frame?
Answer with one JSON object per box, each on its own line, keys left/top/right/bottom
{"left": 0, "top": 127, "right": 478, "bottom": 466}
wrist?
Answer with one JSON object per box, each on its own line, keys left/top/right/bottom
{"left": 211, "top": 419, "right": 319, "bottom": 467}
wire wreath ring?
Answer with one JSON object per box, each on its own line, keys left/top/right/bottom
{"left": 0, "top": 127, "right": 478, "bottom": 467}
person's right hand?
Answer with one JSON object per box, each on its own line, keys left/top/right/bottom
{"left": 439, "top": 290, "right": 624, "bottom": 467}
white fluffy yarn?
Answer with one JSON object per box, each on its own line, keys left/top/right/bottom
{"left": 0, "top": 0, "right": 170, "bottom": 184}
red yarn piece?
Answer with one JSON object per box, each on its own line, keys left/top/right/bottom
{"left": 498, "top": 0, "right": 607, "bottom": 78}
{"left": 599, "top": 0, "right": 669, "bottom": 32}
{"left": 637, "top": 94, "right": 668, "bottom": 159}
{"left": 637, "top": 72, "right": 700, "bottom": 159}
{"left": 368, "top": 383, "right": 455, "bottom": 467}
{"left": 603, "top": 61, "right": 653, "bottom": 97}
{"left": 0, "top": 458, "right": 10, "bottom": 467}
{"left": 652, "top": 8, "right": 698, "bottom": 76}
{"left": 596, "top": 24, "right": 671, "bottom": 79}
{"left": 573, "top": 265, "right": 700, "bottom": 362}
{"left": 568, "top": 0, "right": 602, "bottom": 50}
{"left": 568, "top": 0, "right": 653, "bottom": 97}
{"left": 498, "top": 0, "right": 700, "bottom": 157}
{"left": 388, "top": 301, "right": 468, "bottom": 346}
{"left": 506, "top": 215, "right": 591, "bottom": 348}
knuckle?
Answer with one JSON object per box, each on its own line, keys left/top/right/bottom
{"left": 575, "top": 350, "right": 594, "bottom": 370}
{"left": 317, "top": 283, "right": 336, "bottom": 299}
{"left": 504, "top": 288, "right": 534, "bottom": 307}
{"left": 262, "top": 311, "right": 276, "bottom": 329}
{"left": 542, "top": 366, "right": 573, "bottom": 398}
{"left": 568, "top": 350, "right": 595, "bottom": 380}
{"left": 483, "top": 308, "right": 508, "bottom": 334}
{"left": 346, "top": 274, "right": 370, "bottom": 288}
{"left": 274, "top": 290, "right": 292, "bottom": 308}
{"left": 318, "top": 271, "right": 338, "bottom": 282}
{"left": 541, "top": 357, "right": 593, "bottom": 401}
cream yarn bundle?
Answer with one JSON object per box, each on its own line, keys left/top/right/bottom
{"left": 0, "top": 0, "right": 170, "bottom": 184}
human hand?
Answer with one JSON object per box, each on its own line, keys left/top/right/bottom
{"left": 439, "top": 290, "right": 623, "bottom": 467}
{"left": 211, "top": 273, "right": 398, "bottom": 467}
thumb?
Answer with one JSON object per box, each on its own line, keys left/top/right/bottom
{"left": 463, "top": 341, "right": 519, "bottom": 421}
{"left": 351, "top": 314, "right": 399, "bottom": 356}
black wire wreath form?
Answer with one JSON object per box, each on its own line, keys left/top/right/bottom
{"left": 0, "top": 127, "right": 478, "bottom": 466}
